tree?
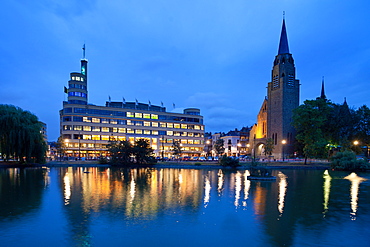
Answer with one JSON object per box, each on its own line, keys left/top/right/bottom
{"left": 354, "top": 105, "right": 370, "bottom": 157}
{"left": 213, "top": 139, "right": 225, "bottom": 157}
{"left": 172, "top": 140, "right": 182, "bottom": 158}
{"left": 264, "top": 138, "right": 274, "bottom": 156}
{"left": 0, "top": 104, "right": 46, "bottom": 163}
{"left": 56, "top": 136, "right": 66, "bottom": 161}
{"left": 133, "top": 139, "right": 154, "bottom": 165}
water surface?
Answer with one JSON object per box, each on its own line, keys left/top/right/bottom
{"left": 0, "top": 167, "right": 369, "bottom": 246}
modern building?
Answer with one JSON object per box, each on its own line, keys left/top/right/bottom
{"left": 60, "top": 52, "right": 205, "bottom": 159}
{"left": 250, "top": 18, "right": 300, "bottom": 159}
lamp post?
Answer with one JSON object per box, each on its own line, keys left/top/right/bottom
{"left": 282, "top": 139, "right": 287, "bottom": 162}
{"left": 237, "top": 143, "right": 241, "bottom": 157}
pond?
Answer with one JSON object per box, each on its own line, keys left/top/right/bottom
{"left": 0, "top": 167, "right": 369, "bottom": 247}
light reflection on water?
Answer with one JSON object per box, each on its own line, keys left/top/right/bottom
{"left": 0, "top": 167, "right": 369, "bottom": 247}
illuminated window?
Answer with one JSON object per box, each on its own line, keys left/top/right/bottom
{"left": 167, "top": 131, "right": 173, "bottom": 135}
{"left": 83, "top": 135, "right": 91, "bottom": 140}
{"left": 92, "top": 118, "right": 100, "bottom": 123}
{"left": 83, "top": 126, "right": 91, "bottom": 131}
{"left": 135, "top": 121, "right": 143, "bottom": 126}
{"left": 188, "top": 132, "right": 194, "bottom": 137}
{"left": 88, "top": 143, "right": 94, "bottom": 148}
{"left": 92, "top": 126, "right": 100, "bottom": 132}
{"left": 72, "top": 76, "right": 75, "bottom": 80}
{"left": 181, "top": 132, "right": 187, "bottom": 137}
{"left": 167, "top": 123, "right": 173, "bottom": 128}
{"left": 174, "top": 124, "right": 180, "bottom": 128}
{"left": 74, "top": 125, "right": 82, "bottom": 131}
{"left": 151, "top": 114, "right": 158, "bottom": 119}
{"left": 136, "top": 129, "right": 142, "bottom": 134}
{"left": 144, "top": 130, "right": 151, "bottom": 135}
{"left": 152, "top": 122, "right": 158, "bottom": 127}
{"left": 127, "top": 120, "right": 134, "bottom": 125}
{"left": 81, "top": 78, "right": 84, "bottom": 82}
{"left": 201, "top": 126, "right": 204, "bottom": 130}
{"left": 135, "top": 113, "right": 142, "bottom": 118}
{"left": 63, "top": 125, "right": 72, "bottom": 130}
{"left": 143, "top": 113, "right": 150, "bottom": 119}
{"left": 144, "top": 121, "right": 151, "bottom": 127}
{"left": 118, "top": 136, "right": 126, "bottom": 141}
{"left": 181, "top": 139, "right": 187, "bottom": 144}
{"left": 127, "top": 128, "right": 134, "bottom": 134}
{"left": 194, "top": 125, "right": 200, "bottom": 130}
{"left": 127, "top": 112, "right": 134, "bottom": 117}
{"left": 76, "top": 77, "right": 80, "bottom": 81}
{"left": 102, "top": 127, "right": 109, "bottom": 132}
{"left": 160, "top": 122, "right": 166, "bottom": 128}
{"left": 174, "top": 132, "right": 180, "bottom": 136}
{"left": 152, "top": 130, "right": 158, "bottom": 135}
{"left": 151, "top": 138, "right": 157, "bottom": 144}
{"left": 101, "top": 135, "right": 109, "bottom": 141}
{"left": 83, "top": 117, "right": 91, "bottom": 123}
{"left": 101, "top": 119, "right": 109, "bottom": 124}
{"left": 181, "top": 124, "right": 187, "bottom": 129}
{"left": 194, "top": 133, "right": 200, "bottom": 137}
{"left": 188, "top": 140, "right": 194, "bottom": 144}
{"left": 118, "top": 128, "right": 126, "bottom": 133}
{"left": 194, "top": 140, "right": 200, "bottom": 144}
{"left": 112, "top": 127, "right": 118, "bottom": 132}
{"left": 110, "top": 119, "right": 117, "bottom": 124}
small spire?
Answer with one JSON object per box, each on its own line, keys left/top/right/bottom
{"left": 320, "top": 76, "right": 326, "bottom": 99}
{"left": 278, "top": 17, "right": 290, "bottom": 55}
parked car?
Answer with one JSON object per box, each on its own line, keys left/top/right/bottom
{"left": 199, "top": 157, "right": 207, "bottom": 161}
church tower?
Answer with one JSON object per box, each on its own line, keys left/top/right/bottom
{"left": 267, "top": 18, "right": 300, "bottom": 158}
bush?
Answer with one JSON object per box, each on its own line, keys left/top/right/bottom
{"left": 194, "top": 162, "right": 202, "bottom": 166}
{"left": 220, "top": 155, "right": 240, "bottom": 168}
{"left": 331, "top": 150, "right": 370, "bottom": 171}
{"left": 98, "top": 157, "right": 108, "bottom": 164}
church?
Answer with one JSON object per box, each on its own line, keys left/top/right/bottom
{"left": 249, "top": 18, "right": 300, "bottom": 159}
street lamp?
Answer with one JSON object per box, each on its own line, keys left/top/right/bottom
{"left": 237, "top": 143, "right": 241, "bottom": 156}
{"left": 282, "top": 139, "right": 287, "bottom": 162}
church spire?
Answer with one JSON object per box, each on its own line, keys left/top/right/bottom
{"left": 278, "top": 18, "right": 290, "bottom": 55}
{"left": 320, "top": 76, "right": 326, "bottom": 99}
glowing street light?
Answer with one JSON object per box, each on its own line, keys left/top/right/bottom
{"left": 282, "top": 140, "right": 287, "bottom": 161}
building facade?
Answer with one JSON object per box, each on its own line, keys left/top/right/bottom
{"left": 60, "top": 55, "right": 205, "bottom": 159}
{"left": 250, "top": 18, "right": 300, "bottom": 159}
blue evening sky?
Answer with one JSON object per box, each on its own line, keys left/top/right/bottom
{"left": 1, "top": 1, "right": 370, "bottom": 141}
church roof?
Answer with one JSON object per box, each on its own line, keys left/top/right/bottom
{"left": 278, "top": 19, "right": 290, "bottom": 55}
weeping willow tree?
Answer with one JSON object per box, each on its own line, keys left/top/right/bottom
{"left": 0, "top": 104, "right": 47, "bottom": 163}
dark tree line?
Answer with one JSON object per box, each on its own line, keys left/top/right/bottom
{"left": 107, "top": 139, "right": 156, "bottom": 165}
{"left": 293, "top": 97, "right": 370, "bottom": 160}
{"left": 0, "top": 104, "right": 47, "bottom": 163}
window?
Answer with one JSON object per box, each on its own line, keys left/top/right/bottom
{"left": 144, "top": 130, "right": 151, "bottom": 135}
{"left": 181, "top": 139, "right": 187, "bottom": 144}
{"left": 188, "top": 132, "right": 194, "bottom": 137}
{"left": 159, "top": 131, "right": 166, "bottom": 135}
{"left": 135, "top": 121, "right": 143, "bottom": 126}
{"left": 152, "top": 130, "right": 158, "bottom": 135}
{"left": 160, "top": 122, "right": 166, "bottom": 128}
{"left": 83, "top": 117, "right": 92, "bottom": 123}
{"left": 73, "top": 125, "right": 82, "bottom": 131}
{"left": 63, "top": 125, "right": 72, "bottom": 130}
{"left": 127, "top": 120, "right": 133, "bottom": 125}
{"left": 194, "top": 125, "right": 200, "bottom": 130}
{"left": 151, "top": 114, "right": 158, "bottom": 119}
{"left": 63, "top": 116, "right": 72, "bottom": 122}
{"left": 64, "top": 108, "right": 73, "bottom": 113}
{"left": 135, "top": 113, "right": 142, "bottom": 118}
{"left": 127, "top": 128, "right": 134, "bottom": 134}
{"left": 92, "top": 118, "right": 100, "bottom": 123}
{"left": 181, "top": 132, "right": 187, "bottom": 137}
{"left": 83, "top": 135, "right": 91, "bottom": 140}
{"left": 188, "top": 140, "right": 193, "bottom": 144}
{"left": 194, "top": 140, "right": 200, "bottom": 144}
{"left": 143, "top": 113, "right": 150, "bottom": 119}
{"left": 174, "top": 132, "right": 181, "bottom": 136}
{"left": 127, "top": 112, "right": 134, "bottom": 118}
{"left": 117, "top": 120, "right": 126, "bottom": 125}
{"left": 101, "top": 135, "right": 109, "bottom": 141}
{"left": 174, "top": 124, "right": 180, "bottom": 129}
{"left": 110, "top": 119, "right": 117, "bottom": 124}
{"left": 118, "top": 128, "right": 126, "bottom": 133}
{"left": 144, "top": 121, "right": 151, "bottom": 127}
{"left": 118, "top": 136, "right": 126, "bottom": 141}
{"left": 152, "top": 122, "right": 159, "bottom": 127}
{"left": 102, "top": 127, "right": 109, "bottom": 132}
{"left": 135, "top": 129, "right": 142, "bottom": 134}
{"left": 92, "top": 126, "right": 100, "bottom": 132}
{"left": 101, "top": 119, "right": 109, "bottom": 124}
{"left": 181, "top": 124, "right": 187, "bottom": 129}
{"left": 83, "top": 126, "right": 91, "bottom": 131}
{"left": 73, "top": 116, "right": 83, "bottom": 122}
{"left": 167, "top": 131, "right": 173, "bottom": 136}
{"left": 112, "top": 127, "right": 118, "bottom": 133}
{"left": 167, "top": 123, "right": 173, "bottom": 128}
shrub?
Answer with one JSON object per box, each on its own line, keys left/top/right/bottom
{"left": 194, "top": 162, "right": 202, "bottom": 166}
{"left": 331, "top": 150, "right": 370, "bottom": 171}
{"left": 98, "top": 157, "right": 108, "bottom": 164}
{"left": 220, "top": 155, "right": 240, "bottom": 168}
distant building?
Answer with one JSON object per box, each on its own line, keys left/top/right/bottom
{"left": 250, "top": 18, "right": 299, "bottom": 159}
{"left": 60, "top": 51, "right": 205, "bottom": 159}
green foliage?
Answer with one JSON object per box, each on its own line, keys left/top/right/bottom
{"left": 194, "top": 162, "right": 201, "bottom": 166}
{"left": 264, "top": 138, "right": 274, "bottom": 156}
{"left": 220, "top": 155, "right": 240, "bottom": 167}
{"left": 213, "top": 139, "right": 225, "bottom": 156}
{"left": 107, "top": 139, "right": 155, "bottom": 165}
{"left": 331, "top": 150, "right": 370, "bottom": 171}
{"left": 0, "top": 104, "right": 47, "bottom": 163}
{"left": 354, "top": 105, "right": 370, "bottom": 148}
{"left": 172, "top": 140, "right": 182, "bottom": 157}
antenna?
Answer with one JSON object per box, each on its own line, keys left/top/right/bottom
{"left": 82, "top": 44, "right": 86, "bottom": 59}
{"left": 283, "top": 11, "right": 285, "bottom": 20}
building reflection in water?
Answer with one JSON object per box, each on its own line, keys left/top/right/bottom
{"left": 277, "top": 171, "right": 287, "bottom": 216}
{"left": 217, "top": 169, "right": 224, "bottom": 196}
{"left": 322, "top": 170, "right": 331, "bottom": 215}
{"left": 344, "top": 172, "right": 367, "bottom": 220}
{"left": 234, "top": 171, "right": 242, "bottom": 207}
{"left": 243, "top": 170, "right": 251, "bottom": 208}
{"left": 204, "top": 175, "right": 211, "bottom": 207}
